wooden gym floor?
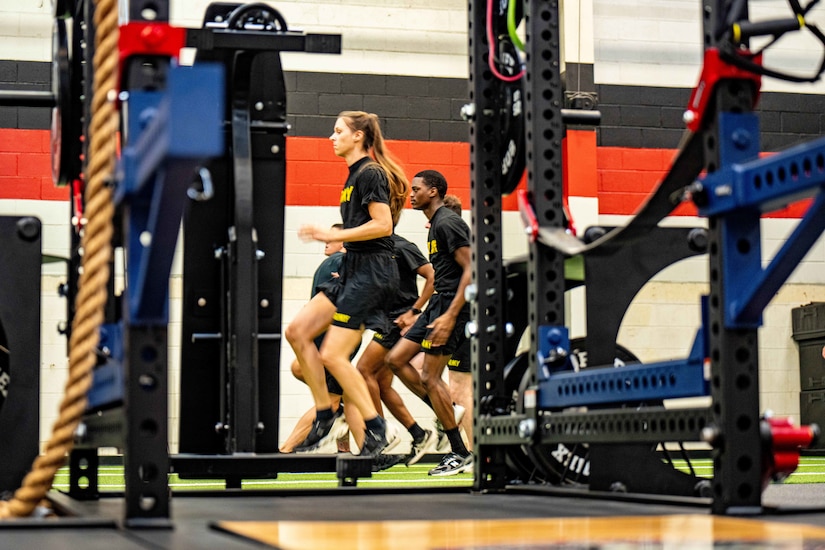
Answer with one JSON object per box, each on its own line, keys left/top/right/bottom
{"left": 4, "top": 483, "right": 825, "bottom": 549}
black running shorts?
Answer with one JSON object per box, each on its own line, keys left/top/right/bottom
{"left": 446, "top": 336, "right": 471, "bottom": 373}
{"left": 325, "top": 249, "right": 399, "bottom": 334}
{"left": 372, "top": 321, "right": 404, "bottom": 350}
{"left": 404, "top": 293, "right": 470, "bottom": 356}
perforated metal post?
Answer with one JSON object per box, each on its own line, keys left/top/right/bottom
{"left": 122, "top": 0, "right": 172, "bottom": 527}
{"left": 524, "top": 0, "right": 566, "bottom": 400}
{"left": 469, "top": 0, "right": 566, "bottom": 490}
{"left": 702, "top": 0, "right": 764, "bottom": 514}
{"left": 468, "top": 0, "right": 510, "bottom": 491}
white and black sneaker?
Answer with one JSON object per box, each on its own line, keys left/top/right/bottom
{"left": 371, "top": 453, "right": 406, "bottom": 472}
{"left": 302, "top": 413, "right": 349, "bottom": 454}
{"left": 383, "top": 422, "right": 403, "bottom": 454}
{"left": 406, "top": 429, "right": 437, "bottom": 465}
{"left": 428, "top": 452, "right": 473, "bottom": 477}
{"left": 435, "top": 430, "right": 450, "bottom": 453}
{"left": 295, "top": 414, "right": 338, "bottom": 453}
{"left": 359, "top": 420, "right": 389, "bottom": 458}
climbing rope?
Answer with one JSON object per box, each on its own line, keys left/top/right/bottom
{"left": 0, "top": 0, "right": 118, "bottom": 519}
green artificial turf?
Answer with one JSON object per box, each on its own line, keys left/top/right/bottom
{"left": 52, "top": 463, "right": 473, "bottom": 492}
{"left": 50, "top": 456, "right": 825, "bottom": 493}
{"left": 666, "top": 457, "right": 825, "bottom": 484}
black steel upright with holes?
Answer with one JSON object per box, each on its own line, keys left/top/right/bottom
{"left": 469, "top": 0, "right": 566, "bottom": 491}
{"left": 522, "top": 0, "right": 566, "bottom": 382}
{"left": 468, "top": 0, "right": 511, "bottom": 491}
{"left": 702, "top": 0, "right": 764, "bottom": 515}
{"left": 123, "top": 326, "right": 170, "bottom": 526}
{"left": 66, "top": 0, "right": 105, "bottom": 506}
{"left": 522, "top": 0, "right": 567, "bottom": 438}
{"left": 121, "top": 0, "right": 173, "bottom": 527}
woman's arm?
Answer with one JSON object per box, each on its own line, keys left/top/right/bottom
{"left": 298, "top": 202, "right": 393, "bottom": 243}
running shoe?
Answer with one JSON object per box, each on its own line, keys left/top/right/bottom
{"left": 294, "top": 413, "right": 338, "bottom": 453}
{"left": 435, "top": 430, "right": 450, "bottom": 453}
{"left": 303, "top": 413, "right": 349, "bottom": 454}
{"left": 428, "top": 452, "right": 473, "bottom": 477}
{"left": 435, "top": 403, "right": 466, "bottom": 433}
{"left": 371, "top": 453, "right": 406, "bottom": 472}
{"left": 359, "top": 419, "right": 388, "bottom": 458}
{"left": 406, "top": 429, "right": 437, "bottom": 465}
{"left": 384, "top": 422, "right": 403, "bottom": 454}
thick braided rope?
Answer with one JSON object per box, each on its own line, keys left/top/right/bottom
{"left": 0, "top": 0, "right": 118, "bottom": 519}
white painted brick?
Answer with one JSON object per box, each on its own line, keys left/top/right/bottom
{"left": 0, "top": 36, "right": 50, "bottom": 62}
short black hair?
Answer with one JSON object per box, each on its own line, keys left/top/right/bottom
{"left": 414, "top": 170, "right": 447, "bottom": 199}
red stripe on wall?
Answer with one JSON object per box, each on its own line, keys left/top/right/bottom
{"left": 0, "top": 128, "right": 811, "bottom": 218}
{"left": 286, "top": 136, "right": 473, "bottom": 210}
{"left": 565, "top": 130, "right": 597, "bottom": 198}
{"left": 596, "top": 146, "right": 811, "bottom": 217}
{"left": 0, "top": 129, "right": 63, "bottom": 201}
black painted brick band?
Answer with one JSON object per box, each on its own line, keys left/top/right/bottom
{"left": 0, "top": 61, "right": 820, "bottom": 152}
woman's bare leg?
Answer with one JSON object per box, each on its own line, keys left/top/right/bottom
{"left": 320, "top": 325, "right": 377, "bottom": 420}
{"left": 284, "top": 293, "right": 336, "bottom": 409}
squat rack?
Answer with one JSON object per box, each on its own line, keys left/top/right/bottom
{"left": 2, "top": 0, "right": 823, "bottom": 528}
{"left": 469, "top": 0, "right": 821, "bottom": 515}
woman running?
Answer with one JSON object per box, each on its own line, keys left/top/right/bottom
{"left": 284, "top": 111, "right": 408, "bottom": 457}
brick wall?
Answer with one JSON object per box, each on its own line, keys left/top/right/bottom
{"left": 0, "top": 129, "right": 64, "bottom": 200}
{"left": 285, "top": 136, "right": 472, "bottom": 207}
{"left": 284, "top": 72, "right": 469, "bottom": 142}
{"left": 597, "top": 84, "right": 825, "bottom": 152}
{"left": 4, "top": 63, "right": 823, "bottom": 218}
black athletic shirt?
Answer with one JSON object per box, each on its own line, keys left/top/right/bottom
{"left": 311, "top": 251, "right": 344, "bottom": 297}
{"left": 390, "top": 234, "right": 429, "bottom": 315}
{"left": 340, "top": 157, "right": 393, "bottom": 253}
{"left": 427, "top": 206, "right": 471, "bottom": 294}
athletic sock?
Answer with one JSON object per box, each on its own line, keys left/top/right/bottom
{"left": 408, "top": 423, "right": 426, "bottom": 442}
{"left": 364, "top": 415, "right": 385, "bottom": 433}
{"left": 316, "top": 408, "right": 334, "bottom": 422}
{"left": 445, "top": 427, "right": 468, "bottom": 456}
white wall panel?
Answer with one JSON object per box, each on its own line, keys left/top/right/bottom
{"left": 593, "top": 0, "right": 825, "bottom": 93}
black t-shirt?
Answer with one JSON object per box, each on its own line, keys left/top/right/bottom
{"left": 427, "top": 206, "right": 471, "bottom": 294}
{"left": 390, "top": 234, "right": 429, "bottom": 315}
{"left": 311, "top": 251, "right": 344, "bottom": 297}
{"left": 340, "top": 157, "right": 393, "bottom": 253}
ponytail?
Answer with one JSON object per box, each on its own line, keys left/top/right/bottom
{"left": 339, "top": 111, "right": 409, "bottom": 226}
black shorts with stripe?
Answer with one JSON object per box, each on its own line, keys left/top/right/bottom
{"left": 320, "top": 249, "right": 398, "bottom": 334}
{"left": 403, "top": 293, "right": 470, "bottom": 356}
{"left": 447, "top": 337, "right": 471, "bottom": 373}
{"left": 372, "top": 311, "right": 407, "bottom": 350}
